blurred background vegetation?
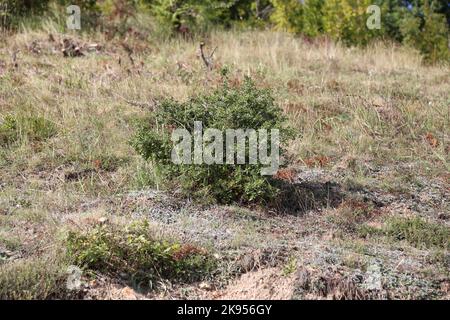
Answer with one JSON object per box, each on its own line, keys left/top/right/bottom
{"left": 0, "top": 0, "right": 449, "bottom": 63}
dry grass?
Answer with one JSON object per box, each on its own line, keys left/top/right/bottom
{"left": 0, "top": 24, "right": 449, "bottom": 299}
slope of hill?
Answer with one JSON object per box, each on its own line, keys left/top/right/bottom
{"left": 0, "top": 28, "right": 449, "bottom": 299}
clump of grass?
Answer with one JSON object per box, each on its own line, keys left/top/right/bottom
{"left": 0, "top": 255, "right": 70, "bottom": 299}
{"left": 282, "top": 256, "right": 297, "bottom": 276}
{"left": 66, "top": 220, "right": 216, "bottom": 288}
{"left": 330, "top": 199, "right": 375, "bottom": 232}
{"left": 0, "top": 115, "right": 56, "bottom": 147}
{"left": 0, "top": 232, "right": 22, "bottom": 253}
{"left": 426, "top": 249, "right": 450, "bottom": 268}
{"left": 385, "top": 216, "right": 449, "bottom": 249}
{"left": 341, "top": 253, "right": 367, "bottom": 271}
{"left": 356, "top": 224, "right": 383, "bottom": 239}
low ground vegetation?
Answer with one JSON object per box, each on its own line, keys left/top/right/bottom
{"left": 0, "top": 10, "right": 448, "bottom": 299}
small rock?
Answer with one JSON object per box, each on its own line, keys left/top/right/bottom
{"left": 66, "top": 265, "right": 83, "bottom": 291}
{"left": 363, "top": 263, "right": 382, "bottom": 291}
{"left": 441, "top": 281, "right": 450, "bottom": 294}
{"left": 296, "top": 268, "right": 310, "bottom": 290}
{"left": 98, "top": 217, "right": 108, "bottom": 224}
{"left": 199, "top": 281, "right": 213, "bottom": 291}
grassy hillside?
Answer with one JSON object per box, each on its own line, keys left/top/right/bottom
{"left": 0, "top": 26, "right": 449, "bottom": 299}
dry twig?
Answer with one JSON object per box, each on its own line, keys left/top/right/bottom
{"left": 200, "top": 42, "right": 217, "bottom": 71}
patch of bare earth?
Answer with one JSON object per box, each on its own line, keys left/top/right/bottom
{"left": 84, "top": 282, "right": 147, "bottom": 300}
{"left": 213, "top": 268, "right": 297, "bottom": 300}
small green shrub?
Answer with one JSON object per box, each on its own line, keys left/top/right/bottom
{"left": 66, "top": 220, "right": 216, "bottom": 287}
{"left": 0, "top": 115, "right": 56, "bottom": 147}
{"left": 0, "top": 116, "right": 18, "bottom": 146}
{"left": 385, "top": 216, "right": 450, "bottom": 249}
{"left": 131, "top": 78, "right": 293, "bottom": 204}
{"left": 356, "top": 224, "right": 383, "bottom": 239}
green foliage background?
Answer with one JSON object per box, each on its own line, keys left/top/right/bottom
{"left": 1, "top": 0, "right": 449, "bottom": 63}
